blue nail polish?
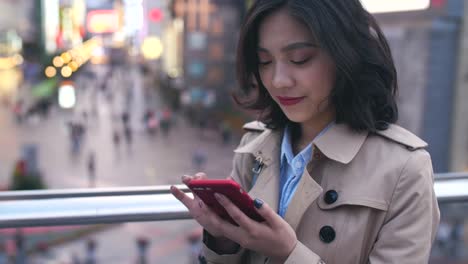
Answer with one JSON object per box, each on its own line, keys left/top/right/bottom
{"left": 254, "top": 198, "right": 264, "bottom": 209}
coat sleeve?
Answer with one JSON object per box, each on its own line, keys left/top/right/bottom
{"left": 283, "top": 242, "right": 325, "bottom": 264}
{"left": 368, "top": 150, "right": 440, "bottom": 263}
{"left": 201, "top": 132, "right": 259, "bottom": 264}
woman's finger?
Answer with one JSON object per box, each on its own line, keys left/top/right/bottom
{"left": 170, "top": 185, "right": 194, "bottom": 209}
{"left": 194, "top": 172, "right": 208, "bottom": 179}
{"left": 214, "top": 193, "right": 258, "bottom": 233}
{"left": 253, "top": 199, "right": 284, "bottom": 228}
{"left": 193, "top": 195, "right": 229, "bottom": 237}
{"left": 182, "top": 175, "right": 194, "bottom": 185}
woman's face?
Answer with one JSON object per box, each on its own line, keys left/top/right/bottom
{"left": 257, "top": 8, "right": 336, "bottom": 125}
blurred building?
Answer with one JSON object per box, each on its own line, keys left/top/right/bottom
{"left": 0, "top": 0, "right": 36, "bottom": 101}
{"left": 373, "top": 0, "right": 464, "bottom": 172}
{"left": 165, "top": 0, "right": 246, "bottom": 122}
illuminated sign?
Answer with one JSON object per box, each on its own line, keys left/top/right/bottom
{"left": 42, "top": 0, "right": 60, "bottom": 54}
{"left": 86, "top": 10, "right": 119, "bottom": 34}
{"left": 149, "top": 8, "right": 163, "bottom": 23}
{"left": 141, "top": 37, "right": 164, "bottom": 60}
{"left": 361, "top": 0, "right": 431, "bottom": 13}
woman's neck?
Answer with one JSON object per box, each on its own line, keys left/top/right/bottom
{"left": 293, "top": 111, "right": 335, "bottom": 153}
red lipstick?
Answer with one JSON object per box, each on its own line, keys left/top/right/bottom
{"left": 277, "top": 96, "right": 306, "bottom": 106}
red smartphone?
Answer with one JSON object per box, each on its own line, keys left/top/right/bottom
{"left": 187, "top": 179, "right": 265, "bottom": 224}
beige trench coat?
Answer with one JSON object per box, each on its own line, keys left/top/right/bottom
{"left": 202, "top": 121, "right": 440, "bottom": 264}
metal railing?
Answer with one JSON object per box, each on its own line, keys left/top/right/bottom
{"left": 0, "top": 173, "right": 467, "bottom": 228}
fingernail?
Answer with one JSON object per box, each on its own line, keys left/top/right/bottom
{"left": 254, "top": 198, "right": 264, "bottom": 209}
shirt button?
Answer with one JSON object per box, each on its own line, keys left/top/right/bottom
{"left": 319, "top": 226, "right": 336, "bottom": 243}
{"left": 324, "top": 190, "right": 339, "bottom": 204}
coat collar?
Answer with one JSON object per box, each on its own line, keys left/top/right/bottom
{"left": 235, "top": 123, "right": 368, "bottom": 165}
{"left": 313, "top": 124, "right": 368, "bottom": 164}
{"left": 234, "top": 129, "right": 282, "bottom": 166}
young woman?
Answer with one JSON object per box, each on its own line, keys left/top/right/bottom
{"left": 171, "top": 0, "right": 440, "bottom": 263}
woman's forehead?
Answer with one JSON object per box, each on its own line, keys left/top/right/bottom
{"left": 257, "top": 9, "right": 316, "bottom": 50}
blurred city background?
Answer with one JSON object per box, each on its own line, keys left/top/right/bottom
{"left": 0, "top": 0, "right": 467, "bottom": 263}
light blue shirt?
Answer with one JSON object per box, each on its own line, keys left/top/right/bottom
{"left": 278, "top": 123, "right": 333, "bottom": 218}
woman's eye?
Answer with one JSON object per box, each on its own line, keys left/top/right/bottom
{"left": 291, "top": 58, "right": 311, "bottom": 65}
{"left": 258, "top": 61, "right": 272, "bottom": 66}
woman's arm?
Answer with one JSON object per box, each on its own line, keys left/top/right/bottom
{"left": 368, "top": 150, "right": 440, "bottom": 263}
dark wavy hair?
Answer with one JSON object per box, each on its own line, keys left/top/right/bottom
{"left": 234, "top": 0, "right": 398, "bottom": 132}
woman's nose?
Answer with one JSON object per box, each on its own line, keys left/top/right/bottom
{"left": 272, "top": 64, "right": 294, "bottom": 89}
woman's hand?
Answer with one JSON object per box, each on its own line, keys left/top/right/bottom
{"left": 170, "top": 173, "right": 298, "bottom": 261}
{"left": 213, "top": 192, "right": 297, "bottom": 261}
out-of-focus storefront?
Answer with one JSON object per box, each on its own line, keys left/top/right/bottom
{"left": 0, "top": 30, "right": 23, "bottom": 103}
{"left": 372, "top": 0, "right": 464, "bottom": 172}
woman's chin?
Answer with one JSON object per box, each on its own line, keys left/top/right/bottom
{"left": 284, "top": 114, "right": 308, "bottom": 124}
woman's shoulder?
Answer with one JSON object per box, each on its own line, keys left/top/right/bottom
{"left": 364, "top": 123, "right": 432, "bottom": 178}
{"left": 373, "top": 124, "right": 428, "bottom": 151}
{"left": 237, "top": 121, "right": 270, "bottom": 148}
{"left": 242, "top": 121, "right": 267, "bottom": 132}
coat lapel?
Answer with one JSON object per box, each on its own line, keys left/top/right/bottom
{"left": 235, "top": 129, "right": 282, "bottom": 214}
{"left": 248, "top": 158, "right": 280, "bottom": 214}
{"left": 284, "top": 168, "right": 322, "bottom": 231}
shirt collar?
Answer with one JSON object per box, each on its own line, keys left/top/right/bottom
{"left": 280, "top": 124, "right": 326, "bottom": 165}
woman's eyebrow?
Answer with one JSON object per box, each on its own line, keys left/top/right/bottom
{"left": 257, "top": 42, "right": 318, "bottom": 53}
{"left": 282, "top": 42, "right": 318, "bottom": 51}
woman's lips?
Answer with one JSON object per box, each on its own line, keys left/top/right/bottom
{"left": 277, "top": 96, "right": 306, "bottom": 106}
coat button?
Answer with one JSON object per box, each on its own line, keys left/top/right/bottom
{"left": 198, "top": 255, "right": 207, "bottom": 264}
{"left": 324, "top": 190, "right": 338, "bottom": 204}
{"left": 319, "top": 226, "right": 336, "bottom": 243}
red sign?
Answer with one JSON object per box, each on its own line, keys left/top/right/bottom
{"left": 87, "top": 10, "right": 119, "bottom": 34}
{"left": 149, "top": 8, "right": 163, "bottom": 23}
{"left": 431, "top": 0, "right": 446, "bottom": 8}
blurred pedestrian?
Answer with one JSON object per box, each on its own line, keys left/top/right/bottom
{"left": 187, "top": 228, "right": 203, "bottom": 264}
{"left": 121, "top": 111, "right": 130, "bottom": 126}
{"left": 192, "top": 148, "right": 207, "bottom": 172}
{"left": 219, "top": 121, "right": 232, "bottom": 145}
{"left": 124, "top": 125, "right": 133, "bottom": 147}
{"left": 143, "top": 110, "right": 158, "bottom": 136}
{"left": 136, "top": 237, "right": 150, "bottom": 264}
{"left": 449, "top": 220, "right": 464, "bottom": 258}
{"left": 69, "top": 122, "right": 85, "bottom": 155}
{"left": 85, "top": 239, "right": 96, "bottom": 264}
{"left": 160, "top": 108, "right": 172, "bottom": 138}
{"left": 436, "top": 221, "right": 451, "bottom": 254}
{"left": 112, "top": 130, "right": 121, "bottom": 149}
{"left": 87, "top": 152, "right": 96, "bottom": 188}
{"left": 13, "top": 99, "right": 24, "bottom": 123}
